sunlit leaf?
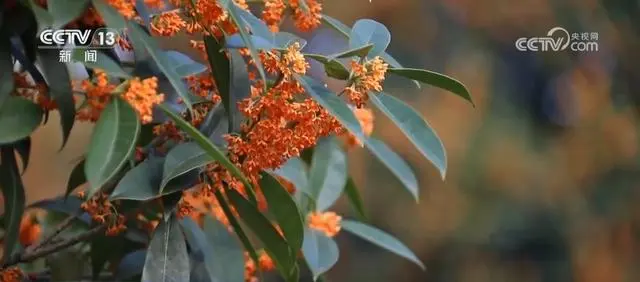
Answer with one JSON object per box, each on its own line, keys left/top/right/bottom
{"left": 0, "top": 147, "right": 25, "bottom": 261}
{"left": 369, "top": 92, "right": 447, "bottom": 178}
{"left": 0, "top": 96, "right": 43, "bottom": 145}
{"left": 85, "top": 97, "right": 140, "bottom": 198}
{"left": 142, "top": 213, "right": 190, "bottom": 282}
{"left": 342, "top": 220, "right": 425, "bottom": 270}
{"left": 261, "top": 173, "right": 305, "bottom": 252}
{"left": 302, "top": 228, "right": 339, "bottom": 280}
{"left": 308, "top": 137, "right": 348, "bottom": 211}
{"left": 388, "top": 68, "right": 473, "bottom": 105}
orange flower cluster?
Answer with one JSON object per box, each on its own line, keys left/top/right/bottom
{"left": 245, "top": 251, "right": 275, "bottom": 282}
{"left": 144, "top": 0, "right": 165, "bottom": 9}
{"left": 153, "top": 122, "right": 184, "bottom": 142}
{"left": 106, "top": 0, "right": 137, "bottom": 19}
{"left": 13, "top": 72, "right": 57, "bottom": 110}
{"left": 262, "top": 0, "right": 286, "bottom": 32}
{"left": 76, "top": 70, "right": 116, "bottom": 122}
{"left": 0, "top": 267, "right": 23, "bottom": 282}
{"left": 344, "top": 107, "right": 375, "bottom": 148}
{"left": 80, "top": 192, "right": 127, "bottom": 236}
{"left": 121, "top": 77, "right": 165, "bottom": 124}
{"left": 308, "top": 211, "right": 342, "bottom": 237}
{"left": 18, "top": 214, "right": 42, "bottom": 246}
{"left": 344, "top": 57, "right": 389, "bottom": 108}
{"left": 289, "top": 0, "right": 323, "bottom": 32}
{"left": 226, "top": 43, "right": 343, "bottom": 176}
{"left": 151, "top": 10, "right": 187, "bottom": 36}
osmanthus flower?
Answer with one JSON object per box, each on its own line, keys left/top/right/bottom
{"left": 0, "top": 267, "right": 24, "bottom": 282}
{"left": 76, "top": 70, "right": 117, "bottom": 122}
{"left": 343, "top": 107, "right": 375, "bottom": 148}
{"left": 344, "top": 57, "right": 389, "bottom": 108}
{"left": 18, "top": 213, "right": 42, "bottom": 246}
{"left": 289, "top": 0, "right": 323, "bottom": 32}
{"left": 13, "top": 72, "right": 57, "bottom": 110}
{"left": 120, "top": 77, "right": 165, "bottom": 124}
{"left": 80, "top": 192, "right": 128, "bottom": 236}
{"left": 307, "top": 211, "right": 342, "bottom": 237}
{"left": 245, "top": 251, "right": 276, "bottom": 282}
{"left": 151, "top": 10, "right": 187, "bottom": 36}
{"left": 262, "top": 0, "right": 287, "bottom": 32}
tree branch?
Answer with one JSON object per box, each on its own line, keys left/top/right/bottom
{"left": 30, "top": 208, "right": 83, "bottom": 252}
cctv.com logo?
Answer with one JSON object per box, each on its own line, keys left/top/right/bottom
{"left": 515, "top": 27, "right": 599, "bottom": 52}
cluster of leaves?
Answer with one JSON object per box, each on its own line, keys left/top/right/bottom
{"left": 0, "top": 0, "right": 471, "bottom": 281}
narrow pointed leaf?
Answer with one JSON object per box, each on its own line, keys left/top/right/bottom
{"left": 369, "top": 92, "right": 447, "bottom": 178}
{"left": 203, "top": 36, "right": 231, "bottom": 128}
{"left": 388, "top": 68, "right": 473, "bottom": 105}
{"left": 205, "top": 217, "right": 245, "bottom": 282}
{"left": 226, "top": 188, "right": 297, "bottom": 280}
{"left": 38, "top": 48, "right": 76, "bottom": 148}
{"left": 304, "top": 54, "right": 350, "bottom": 80}
{"left": 85, "top": 97, "right": 140, "bottom": 198}
{"left": 0, "top": 147, "right": 25, "bottom": 262}
{"left": 14, "top": 138, "right": 31, "bottom": 173}
{"left": 0, "top": 39, "right": 14, "bottom": 108}
{"left": 48, "top": 0, "right": 90, "bottom": 28}
{"left": 65, "top": 159, "right": 86, "bottom": 198}
{"left": 0, "top": 97, "right": 43, "bottom": 145}
{"left": 161, "top": 142, "right": 214, "bottom": 192}
{"left": 302, "top": 228, "right": 339, "bottom": 280}
{"left": 344, "top": 178, "right": 366, "bottom": 220}
{"left": 332, "top": 43, "right": 374, "bottom": 59}
{"left": 363, "top": 137, "right": 419, "bottom": 200}
{"left": 261, "top": 173, "right": 305, "bottom": 252}
{"left": 269, "top": 157, "right": 309, "bottom": 195}
{"left": 342, "top": 220, "right": 425, "bottom": 270}
{"left": 142, "top": 214, "right": 190, "bottom": 282}
{"left": 308, "top": 138, "right": 348, "bottom": 211}
{"left": 158, "top": 104, "right": 256, "bottom": 203}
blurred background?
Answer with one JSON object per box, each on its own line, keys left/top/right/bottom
{"left": 10, "top": 0, "right": 640, "bottom": 281}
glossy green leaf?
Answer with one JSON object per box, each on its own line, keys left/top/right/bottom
{"left": 127, "top": 23, "right": 195, "bottom": 111}
{"left": 48, "top": 0, "right": 90, "bottom": 28}
{"left": 364, "top": 137, "right": 419, "bottom": 200}
{"left": 0, "top": 39, "right": 14, "bottom": 108}
{"left": 161, "top": 142, "right": 214, "bottom": 192}
{"left": 0, "top": 97, "right": 43, "bottom": 145}
{"left": 85, "top": 97, "right": 140, "bottom": 198}
{"left": 158, "top": 104, "right": 256, "bottom": 203}
{"left": 142, "top": 213, "right": 190, "bottom": 282}
{"left": 220, "top": 0, "right": 267, "bottom": 88}
{"left": 226, "top": 188, "right": 297, "bottom": 281}
{"left": 332, "top": 43, "right": 374, "bottom": 59}
{"left": 0, "top": 147, "right": 25, "bottom": 261}
{"left": 65, "top": 159, "right": 86, "bottom": 198}
{"left": 261, "top": 173, "right": 305, "bottom": 252}
{"left": 304, "top": 54, "right": 350, "bottom": 80}
{"left": 37, "top": 49, "right": 76, "bottom": 148}
{"left": 320, "top": 15, "right": 420, "bottom": 88}
{"left": 344, "top": 178, "right": 366, "bottom": 220}
{"left": 369, "top": 92, "right": 447, "bottom": 178}
{"left": 14, "top": 138, "right": 31, "bottom": 174}
{"left": 302, "top": 228, "right": 339, "bottom": 280}
{"left": 205, "top": 216, "right": 245, "bottom": 282}
{"left": 72, "top": 49, "right": 130, "bottom": 78}
{"left": 308, "top": 137, "right": 348, "bottom": 211}
{"left": 203, "top": 36, "right": 231, "bottom": 128}
{"left": 349, "top": 19, "right": 391, "bottom": 57}
{"left": 111, "top": 157, "right": 191, "bottom": 201}
{"left": 388, "top": 68, "right": 473, "bottom": 105}
{"left": 269, "top": 157, "right": 309, "bottom": 196}
{"left": 342, "top": 220, "right": 425, "bottom": 270}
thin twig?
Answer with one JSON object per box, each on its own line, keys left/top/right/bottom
{"left": 30, "top": 208, "right": 83, "bottom": 252}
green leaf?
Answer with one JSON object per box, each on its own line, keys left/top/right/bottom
{"left": 302, "top": 228, "right": 339, "bottom": 280}
{"left": 203, "top": 36, "right": 231, "bottom": 127}
{"left": 26, "top": 0, "right": 53, "bottom": 32}
{"left": 295, "top": 76, "right": 418, "bottom": 200}
{"left": 204, "top": 216, "right": 245, "bottom": 282}
{"left": 126, "top": 23, "right": 195, "bottom": 111}
{"left": 269, "top": 157, "right": 309, "bottom": 195}
{"left": 14, "top": 138, "right": 31, "bottom": 174}
{"left": 212, "top": 188, "right": 261, "bottom": 272}
{"left": 65, "top": 159, "right": 86, "bottom": 198}
{"left": 111, "top": 157, "right": 191, "bottom": 201}
{"left": 388, "top": 68, "right": 473, "bottom": 105}
{"left": 0, "top": 39, "right": 14, "bottom": 108}
{"left": 274, "top": 32, "right": 307, "bottom": 49}
{"left": 161, "top": 142, "right": 214, "bottom": 192}
{"left": 0, "top": 147, "right": 25, "bottom": 262}
{"left": 72, "top": 49, "right": 131, "bottom": 78}
{"left": 226, "top": 188, "right": 297, "bottom": 281}
{"left": 142, "top": 213, "right": 190, "bottom": 282}
{"left": 364, "top": 137, "right": 419, "bottom": 200}
{"left": 304, "top": 54, "right": 350, "bottom": 80}
{"left": 91, "top": 0, "right": 126, "bottom": 29}
{"left": 158, "top": 104, "right": 256, "bottom": 203}
{"left": 308, "top": 137, "right": 348, "bottom": 211}
{"left": 344, "top": 178, "right": 366, "bottom": 220}
{"left": 48, "top": 0, "right": 90, "bottom": 28}
{"left": 261, "top": 172, "right": 305, "bottom": 252}
{"left": 234, "top": 5, "right": 274, "bottom": 42}
{"left": 349, "top": 19, "right": 390, "bottom": 58}
{"left": 37, "top": 48, "right": 76, "bottom": 148}
{"left": 369, "top": 92, "right": 447, "bottom": 178}
{"left": 342, "top": 220, "right": 425, "bottom": 270}
{"left": 220, "top": 0, "right": 267, "bottom": 88}
{"left": 85, "top": 97, "right": 140, "bottom": 198}
{"left": 228, "top": 49, "right": 250, "bottom": 132}
{"left": 0, "top": 96, "right": 43, "bottom": 145}
{"left": 332, "top": 43, "right": 374, "bottom": 59}
{"left": 320, "top": 15, "right": 420, "bottom": 88}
